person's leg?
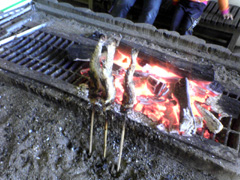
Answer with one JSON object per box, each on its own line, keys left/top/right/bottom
{"left": 138, "top": 0, "right": 162, "bottom": 24}
{"left": 111, "top": 0, "right": 136, "bottom": 18}
{"left": 170, "top": 4, "right": 186, "bottom": 32}
{"left": 179, "top": 2, "right": 206, "bottom": 35}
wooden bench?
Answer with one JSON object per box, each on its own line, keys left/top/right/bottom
{"left": 128, "top": 0, "right": 240, "bottom": 51}
{"left": 194, "top": 1, "right": 240, "bottom": 51}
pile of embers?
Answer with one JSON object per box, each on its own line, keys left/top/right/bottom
{"left": 76, "top": 33, "right": 230, "bottom": 138}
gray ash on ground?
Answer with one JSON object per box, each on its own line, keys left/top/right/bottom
{"left": 0, "top": 78, "right": 235, "bottom": 180}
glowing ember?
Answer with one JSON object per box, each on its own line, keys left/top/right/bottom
{"left": 113, "top": 50, "right": 218, "bottom": 134}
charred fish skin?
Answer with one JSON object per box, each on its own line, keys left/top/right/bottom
{"left": 121, "top": 49, "right": 139, "bottom": 112}
{"left": 88, "top": 34, "right": 106, "bottom": 102}
{"left": 101, "top": 37, "right": 118, "bottom": 108}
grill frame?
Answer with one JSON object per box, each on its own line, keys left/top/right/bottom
{"left": 0, "top": 0, "right": 240, "bottom": 174}
{"left": 0, "top": 22, "right": 240, "bottom": 160}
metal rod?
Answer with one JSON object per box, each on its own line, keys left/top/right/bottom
{"left": 103, "top": 117, "right": 108, "bottom": 158}
{"left": 6, "top": 18, "right": 30, "bottom": 32}
{"left": 0, "top": 23, "right": 47, "bottom": 47}
{"left": 0, "top": 6, "right": 31, "bottom": 26}
{"left": 0, "top": 3, "right": 29, "bottom": 20}
{"left": 117, "top": 116, "right": 126, "bottom": 172}
{"left": 89, "top": 108, "right": 95, "bottom": 155}
{"left": 0, "top": 18, "right": 30, "bottom": 40}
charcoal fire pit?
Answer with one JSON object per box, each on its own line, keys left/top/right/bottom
{"left": 0, "top": 0, "right": 240, "bottom": 179}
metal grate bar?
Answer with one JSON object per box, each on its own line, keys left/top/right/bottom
{"left": 57, "top": 71, "right": 74, "bottom": 80}
{"left": 51, "top": 69, "right": 67, "bottom": 78}
{"left": 1, "top": 31, "right": 43, "bottom": 60}
{"left": 30, "top": 39, "right": 70, "bottom": 71}
{"left": 22, "top": 36, "right": 58, "bottom": 67}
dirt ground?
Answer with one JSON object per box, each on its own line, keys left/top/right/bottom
{"left": 1, "top": 73, "right": 240, "bottom": 180}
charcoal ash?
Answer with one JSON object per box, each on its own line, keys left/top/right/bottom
{"left": 0, "top": 74, "right": 229, "bottom": 180}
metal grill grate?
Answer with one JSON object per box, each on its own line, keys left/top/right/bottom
{"left": 197, "top": 114, "right": 240, "bottom": 152}
{"left": 0, "top": 28, "right": 89, "bottom": 85}
{"left": 0, "top": 26, "right": 240, "bottom": 156}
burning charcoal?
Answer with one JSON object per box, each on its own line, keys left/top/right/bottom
{"left": 118, "top": 48, "right": 139, "bottom": 172}
{"left": 157, "top": 85, "right": 169, "bottom": 97}
{"left": 180, "top": 108, "right": 196, "bottom": 136}
{"left": 195, "top": 102, "right": 223, "bottom": 134}
{"left": 134, "top": 70, "right": 150, "bottom": 78}
{"left": 137, "top": 96, "right": 151, "bottom": 105}
{"left": 147, "top": 75, "right": 158, "bottom": 87}
{"left": 137, "top": 96, "right": 165, "bottom": 106}
{"left": 156, "top": 82, "right": 166, "bottom": 96}
{"left": 195, "top": 116, "right": 204, "bottom": 129}
{"left": 147, "top": 75, "right": 169, "bottom": 97}
{"left": 174, "top": 77, "right": 197, "bottom": 136}
{"left": 205, "top": 95, "right": 230, "bottom": 119}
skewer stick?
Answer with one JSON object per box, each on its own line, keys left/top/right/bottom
{"left": 117, "top": 115, "right": 126, "bottom": 172}
{"left": 103, "top": 115, "right": 108, "bottom": 158}
{"left": 101, "top": 37, "right": 119, "bottom": 158}
{"left": 89, "top": 107, "right": 95, "bottom": 155}
{"left": 117, "top": 48, "right": 138, "bottom": 171}
{"left": 88, "top": 35, "right": 106, "bottom": 156}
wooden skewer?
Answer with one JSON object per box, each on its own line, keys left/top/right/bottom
{"left": 89, "top": 107, "right": 95, "bottom": 155}
{"left": 117, "top": 115, "right": 126, "bottom": 172}
{"left": 103, "top": 115, "right": 108, "bottom": 158}
{"left": 88, "top": 35, "right": 106, "bottom": 156}
{"left": 117, "top": 48, "right": 138, "bottom": 172}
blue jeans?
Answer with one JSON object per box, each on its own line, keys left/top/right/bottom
{"left": 111, "top": 0, "right": 162, "bottom": 25}
{"left": 170, "top": 0, "right": 206, "bottom": 35}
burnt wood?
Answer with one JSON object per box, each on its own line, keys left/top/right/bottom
{"left": 173, "top": 77, "right": 196, "bottom": 135}
{"left": 119, "top": 40, "right": 215, "bottom": 81}
{"left": 67, "top": 37, "right": 215, "bottom": 82}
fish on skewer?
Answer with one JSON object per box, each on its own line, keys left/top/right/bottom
{"left": 101, "top": 36, "right": 118, "bottom": 109}
{"left": 88, "top": 34, "right": 121, "bottom": 157}
{"left": 88, "top": 34, "right": 106, "bottom": 102}
{"left": 117, "top": 48, "right": 139, "bottom": 172}
{"left": 101, "top": 36, "right": 119, "bottom": 158}
{"left": 88, "top": 34, "right": 106, "bottom": 155}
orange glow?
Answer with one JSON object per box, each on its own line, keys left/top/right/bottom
{"left": 84, "top": 49, "right": 219, "bottom": 137}
{"left": 112, "top": 50, "right": 218, "bottom": 134}
{"left": 150, "top": 65, "right": 180, "bottom": 78}
{"left": 203, "top": 130, "right": 211, "bottom": 139}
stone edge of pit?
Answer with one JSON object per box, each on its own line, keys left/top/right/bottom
{"left": 0, "top": 58, "right": 239, "bottom": 176}
{"left": 33, "top": 0, "right": 240, "bottom": 73}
